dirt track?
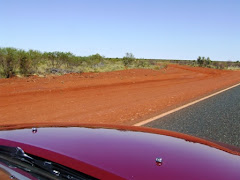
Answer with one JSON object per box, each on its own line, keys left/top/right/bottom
{"left": 0, "top": 64, "right": 240, "bottom": 126}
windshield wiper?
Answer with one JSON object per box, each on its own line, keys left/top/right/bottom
{"left": 0, "top": 145, "right": 97, "bottom": 180}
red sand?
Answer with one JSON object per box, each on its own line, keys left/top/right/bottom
{"left": 0, "top": 64, "right": 240, "bottom": 126}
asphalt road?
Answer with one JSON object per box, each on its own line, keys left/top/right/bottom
{"left": 145, "top": 84, "right": 240, "bottom": 147}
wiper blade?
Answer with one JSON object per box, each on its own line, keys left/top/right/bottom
{"left": 0, "top": 145, "right": 36, "bottom": 166}
{"left": 0, "top": 145, "right": 97, "bottom": 180}
{"left": 0, "top": 145, "right": 53, "bottom": 173}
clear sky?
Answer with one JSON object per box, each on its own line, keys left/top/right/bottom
{"left": 0, "top": 0, "right": 239, "bottom": 61}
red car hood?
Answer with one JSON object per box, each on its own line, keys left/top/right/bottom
{"left": 0, "top": 124, "right": 240, "bottom": 180}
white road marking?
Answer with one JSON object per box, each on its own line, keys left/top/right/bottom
{"left": 134, "top": 82, "right": 240, "bottom": 126}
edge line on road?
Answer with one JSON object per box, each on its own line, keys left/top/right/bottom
{"left": 134, "top": 82, "right": 240, "bottom": 126}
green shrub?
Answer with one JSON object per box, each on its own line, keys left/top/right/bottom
{"left": 0, "top": 47, "right": 18, "bottom": 78}
{"left": 122, "top": 53, "right": 135, "bottom": 68}
{"left": 18, "top": 50, "right": 32, "bottom": 76}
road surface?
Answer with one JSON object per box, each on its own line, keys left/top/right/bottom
{"left": 145, "top": 84, "right": 240, "bottom": 147}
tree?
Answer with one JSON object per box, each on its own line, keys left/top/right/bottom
{"left": 205, "top": 57, "right": 211, "bottom": 67}
{"left": 68, "top": 55, "right": 81, "bottom": 67}
{"left": 0, "top": 47, "right": 18, "bottom": 78}
{"left": 123, "top": 52, "right": 135, "bottom": 68}
{"left": 63, "top": 52, "right": 74, "bottom": 68}
{"left": 197, "top": 56, "right": 212, "bottom": 67}
{"left": 89, "top": 53, "right": 103, "bottom": 64}
{"left": 0, "top": 48, "right": 5, "bottom": 76}
{"left": 197, "top": 56, "right": 204, "bottom": 66}
{"left": 55, "top": 51, "right": 66, "bottom": 68}
{"left": 44, "top": 52, "right": 57, "bottom": 68}
{"left": 18, "top": 50, "right": 31, "bottom": 76}
{"left": 29, "top": 50, "right": 42, "bottom": 73}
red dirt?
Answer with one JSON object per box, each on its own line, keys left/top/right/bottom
{"left": 0, "top": 64, "right": 240, "bottom": 126}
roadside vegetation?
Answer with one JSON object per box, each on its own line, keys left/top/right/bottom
{"left": 0, "top": 47, "right": 167, "bottom": 78}
{"left": 0, "top": 47, "right": 239, "bottom": 78}
{"left": 169, "top": 56, "right": 240, "bottom": 70}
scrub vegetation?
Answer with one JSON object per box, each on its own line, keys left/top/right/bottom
{"left": 0, "top": 47, "right": 239, "bottom": 78}
{"left": 0, "top": 47, "right": 167, "bottom": 78}
{"left": 169, "top": 56, "right": 240, "bottom": 70}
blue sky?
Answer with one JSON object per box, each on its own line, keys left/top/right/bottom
{"left": 0, "top": 0, "right": 239, "bottom": 61}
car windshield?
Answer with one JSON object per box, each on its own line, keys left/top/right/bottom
{"left": 0, "top": 0, "right": 239, "bottom": 179}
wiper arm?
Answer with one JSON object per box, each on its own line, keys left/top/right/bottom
{"left": 0, "top": 145, "right": 97, "bottom": 180}
{"left": 0, "top": 145, "right": 37, "bottom": 166}
{"left": 0, "top": 145, "right": 54, "bottom": 173}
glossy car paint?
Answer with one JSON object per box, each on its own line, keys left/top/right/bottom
{"left": 0, "top": 125, "right": 240, "bottom": 180}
